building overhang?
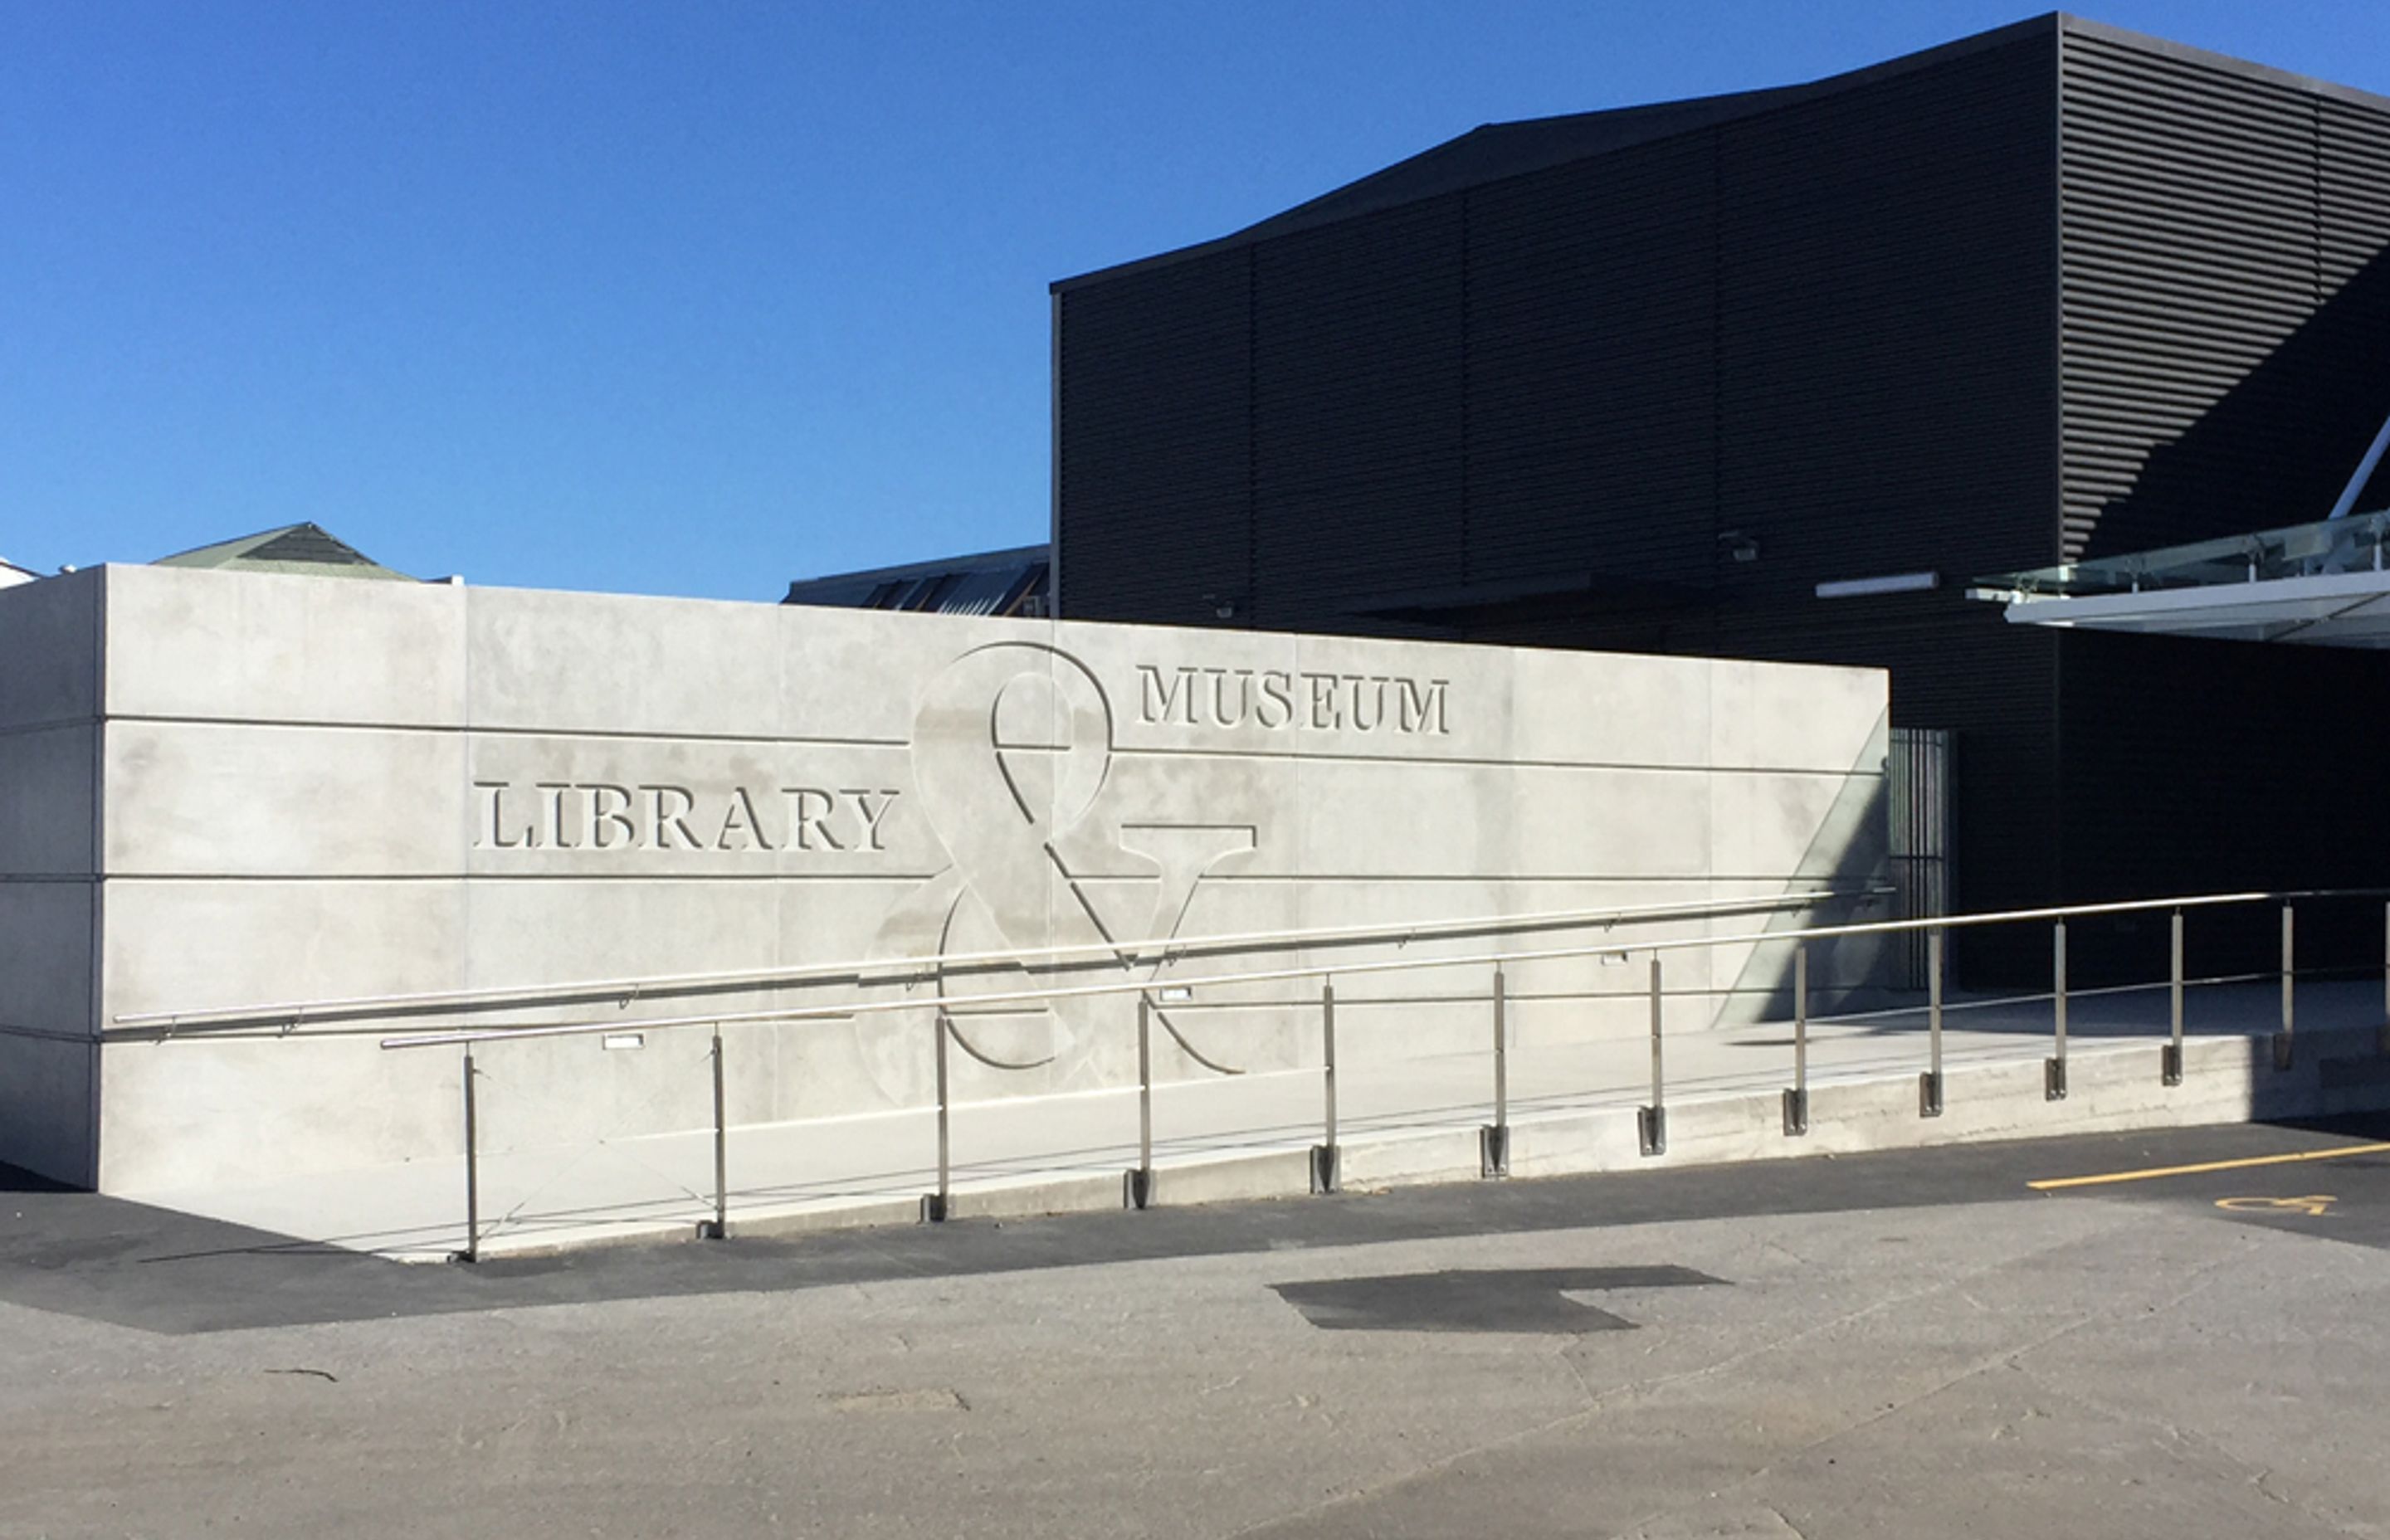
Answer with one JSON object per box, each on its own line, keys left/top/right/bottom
{"left": 1990, "top": 568, "right": 2390, "bottom": 648}
{"left": 1978, "top": 509, "right": 2390, "bottom": 649}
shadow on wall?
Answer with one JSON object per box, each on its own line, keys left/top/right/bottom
{"left": 2056, "top": 243, "right": 2390, "bottom": 985}
{"left": 2081, "top": 243, "right": 2390, "bottom": 558}
{"left": 1718, "top": 708, "right": 1894, "bottom": 1026}
{"left": 0, "top": 1162, "right": 71, "bottom": 1195}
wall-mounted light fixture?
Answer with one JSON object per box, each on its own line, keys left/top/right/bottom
{"left": 1816, "top": 571, "right": 1939, "bottom": 599}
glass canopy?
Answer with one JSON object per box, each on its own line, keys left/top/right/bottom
{"left": 1976, "top": 511, "right": 2390, "bottom": 649}
{"left": 1982, "top": 510, "right": 2390, "bottom": 598}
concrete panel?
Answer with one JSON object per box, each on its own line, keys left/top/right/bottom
{"left": 466, "top": 1024, "right": 723, "bottom": 1155}
{"left": 104, "top": 722, "right": 466, "bottom": 877}
{"left": 100, "top": 880, "right": 469, "bottom": 1022}
{"left": 452, "top": 877, "right": 791, "bottom": 1013}
{"left": 79, "top": 583, "right": 1890, "bottom": 1193}
{"left": 103, "top": 563, "right": 467, "bottom": 728}
{"left": 0, "top": 726, "right": 97, "bottom": 877}
{"left": 98, "top": 1035, "right": 459, "bottom": 1192}
{"left": 1708, "top": 772, "right": 1879, "bottom": 882}
{"left": 0, "top": 1031, "right": 97, "bottom": 1186}
{"left": 0, "top": 570, "right": 100, "bottom": 730}
{"left": 466, "top": 586, "right": 799, "bottom": 739}
{"left": 1509, "top": 645, "right": 1714, "bottom": 769}
{"left": 1710, "top": 659, "right": 1892, "bottom": 773}
{"left": 0, "top": 881, "right": 95, "bottom": 1037}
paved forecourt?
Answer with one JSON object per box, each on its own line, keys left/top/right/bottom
{"left": 4, "top": 1117, "right": 2388, "bottom": 1538}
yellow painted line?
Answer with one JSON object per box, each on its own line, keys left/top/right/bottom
{"left": 2029, "top": 1142, "right": 2390, "bottom": 1192}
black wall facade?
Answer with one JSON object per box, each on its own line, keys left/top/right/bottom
{"left": 1054, "top": 17, "right": 2390, "bottom": 983}
{"left": 2053, "top": 29, "right": 2390, "bottom": 979}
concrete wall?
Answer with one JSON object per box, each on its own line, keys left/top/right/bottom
{"left": 0, "top": 565, "right": 1888, "bottom": 1190}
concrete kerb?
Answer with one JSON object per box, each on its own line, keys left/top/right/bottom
{"left": 425, "top": 1023, "right": 2390, "bottom": 1263}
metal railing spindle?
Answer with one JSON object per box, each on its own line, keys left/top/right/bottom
{"left": 1639, "top": 956, "right": 1666, "bottom": 1157}
{"left": 1482, "top": 964, "right": 1510, "bottom": 1177}
{"left": 1921, "top": 928, "right": 1944, "bottom": 1117}
{"left": 2046, "top": 919, "right": 2069, "bottom": 1101}
{"left": 1311, "top": 980, "right": 1339, "bottom": 1194}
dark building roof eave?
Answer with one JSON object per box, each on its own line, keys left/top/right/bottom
{"left": 1051, "top": 12, "right": 2065, "bottom": 295}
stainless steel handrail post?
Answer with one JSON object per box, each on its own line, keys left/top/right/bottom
{"left": 1783, "top": 943, "right": 1809, "bottom": 1136}
{"left": 1920, "top": 928, "right": 1944, "bottom": 1117}
{"left": 1310, "top": 980, "right": 1339, "bottom": 1193}
{"left": 1638, "top": 956, "right": 1666, "bottom": 1156}
{"left": 705, "top": 1026, "right": 728, "bottom": 1240}
{"left": 2164, "top": 909, "right": 2185, "bottom": 1085}
{"left": 1128, "top": 994, "right": 1155, "bottom": 1209}
{"left": 2046, "top": 918, "right": 2068, "bottom": 1100}
{"left": 1481, "top": 964, "right": 1510, "bottom": 1176}
{"left": 457, "top": 1046, "right": 480, "bottom": 1265}
{"left": 2275, "top": 902, "right": 2295, "bottom": 1070}
{"left": 924, "top": 1012, "right": 952, "bottom": 1222}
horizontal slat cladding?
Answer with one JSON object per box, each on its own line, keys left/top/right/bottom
{"left": 1056, "top": 249, "right": 1252, "bottom": 626}
{"left": 1464, "top": 134, "right": 1718, "bottom": 588}
{"left": 2059, "top": 32, "right": 2390, "bottom": 559}
{"left": 2324, "top": 99, "right": 2390, "bottom": 285}
{"left": 2056, "top": 35, "right": 2390, "bottom": 978}
{"left": 1251, "top": 198, "right": 1466, "bottom": 628}
{"left": 2324, "top": 100, "right": 2390, "bottom": 511}
{"left": 1717, "top": 37, "right": 2060, "bottom": 601}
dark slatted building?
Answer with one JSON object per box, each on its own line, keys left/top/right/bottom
{"left": 1049, "top": 14, "right": 2390, "bottom": 982}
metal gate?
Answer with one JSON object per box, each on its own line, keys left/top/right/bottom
{"left": 1887, "top": 728, "right": 1953, "bottom": 989}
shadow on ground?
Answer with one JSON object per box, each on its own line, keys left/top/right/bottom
{"left": 4, "top": 1112, "right": 2386, "bottom": 1338}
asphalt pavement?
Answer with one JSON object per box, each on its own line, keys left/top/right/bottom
{"left": 4, "top": 1114, "right": 2387, "bottom": 1537}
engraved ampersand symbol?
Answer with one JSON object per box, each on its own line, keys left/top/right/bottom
{"left": 860, "top": 642, "right": 1254, "bottom": 1101}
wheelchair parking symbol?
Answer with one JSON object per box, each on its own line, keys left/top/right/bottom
{"left": 2215, "top": 1195, "right": 2335, "bottom": 1217}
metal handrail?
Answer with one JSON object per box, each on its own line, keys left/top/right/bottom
{"left": 393, "top": 881, "right": 2386, "bottom": 1259}
{"left": 377, "top": 888, "right": 2290, "bottom": 1052}
{"left": 110, "top": 885, "right": 1875, "bottom": 1036}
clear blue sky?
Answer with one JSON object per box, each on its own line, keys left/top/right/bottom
{"left": 4, "top": 2, "right": 2385, "bottom": 599}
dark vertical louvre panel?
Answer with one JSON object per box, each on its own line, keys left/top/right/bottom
{"left": 1464, "top": 134, "right": 1717, "bottom": 590}
{"left": 1704, "top": 37, "right": 2063, "bottom": 982}
{"left": 1054, "top": 250, "right": 1252, "bottom": 626}
{"left": 1714, "top": 42, "right": 2059, "bottom": 593}
{"left": 1251, "top": 198, "right": 1466, "bottom": 629}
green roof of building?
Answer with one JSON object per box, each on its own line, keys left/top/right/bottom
{"left": 153, "top": 524, "right": 414, "bottom": 582}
